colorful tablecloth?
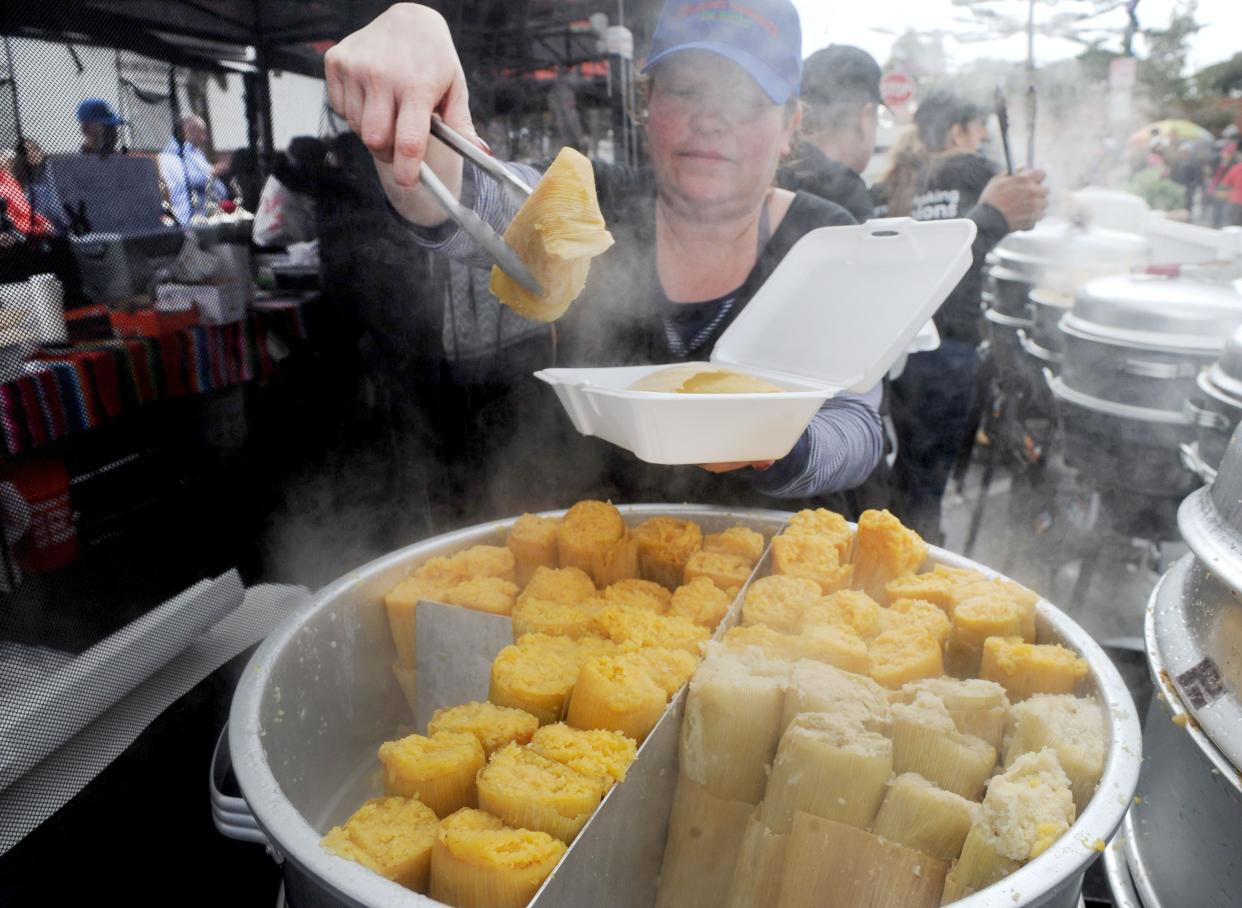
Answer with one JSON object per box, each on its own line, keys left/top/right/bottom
{"left": 0, "top": 300, "right": 311, "bottom": 459}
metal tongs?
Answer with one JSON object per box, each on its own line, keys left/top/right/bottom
{"left": 419, "top": 114, "right": 543, "bottom": 295}
{"left": 994, "top": 86, "right": 1014, "bottom": 176}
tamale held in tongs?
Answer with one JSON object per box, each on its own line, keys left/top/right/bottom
{"left": 420, "top": 114, "right": 543, "bottom": 295}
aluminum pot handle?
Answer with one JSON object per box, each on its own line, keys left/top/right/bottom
{"left": 1184, "top": 397, "right": 1232, "bottom": 431}
{"left": 1179, "top": 442, "right": 1218, "bottom": 484}
{"left": 210, "top": 724, "right": 283, "bottom": 862}
{"left": 1016, "top": 328, "right": 1065, "bottom": 365}
{"left": 1120, "top": 357, "right": 1197, "bottom": 379}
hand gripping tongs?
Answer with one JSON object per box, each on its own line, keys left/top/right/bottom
{"left": 419, "top": 114, "right": 543, "bottom": 296}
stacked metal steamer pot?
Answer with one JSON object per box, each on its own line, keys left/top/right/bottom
{"left": 1046, "top": 265, "right": 1242, "bottom": 530}
{"left": 1185, "top": 321, "right": 1242, "bottom": 484}
{"left": 985, "top": 220, "right": 1148, "bottom": 366}
{"left": 1105, "top": 425, "right": 1242, "bottom": 906}
{"left": 982, "top": 220, "right": 1148, "bottom": 463}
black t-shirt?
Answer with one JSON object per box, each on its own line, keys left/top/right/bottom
{"left": 552, "top": 162, "right": 857, "bottom": 369}
{"left": 528, "top": 164, "right": 863, "bottom": 507}
{"left": 777, "top": 141, "right": 874, "bottom": 223}
{"left": 911, "top": 153, "right": 997, "bottom": 221}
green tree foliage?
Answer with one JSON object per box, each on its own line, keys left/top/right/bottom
{"left": 1195, "top": 52, "right": 1242, "bottom": 98}
{"left": 1136, "top": 3, "right": 1202, "bottom": 115}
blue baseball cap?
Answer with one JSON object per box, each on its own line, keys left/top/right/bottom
{"left": 76, "top": 98, "right": 126, "bottom": 126}
{"left": 642, "top": 0, "right": 802, "bottom": 105}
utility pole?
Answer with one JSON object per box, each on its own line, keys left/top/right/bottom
{"left": 1025, "top": 0, "right": 1036, "bottom": 167}
{"left": 1122, "top": 0, "right": 1140, "bottom": 56}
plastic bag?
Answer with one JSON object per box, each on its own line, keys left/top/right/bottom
{"left": 253, "top": 175, "right": 317, "bottom": 247}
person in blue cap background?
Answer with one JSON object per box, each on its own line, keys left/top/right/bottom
{"left": 317, "top": 1, "right": 885, "bottom": 517}
{"left": 76, "top": 98, "right": 125, "bottom": 157}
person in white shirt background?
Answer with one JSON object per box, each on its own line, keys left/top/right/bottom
{"left": 159, "top": 114, "right": 227, "bottom": 224}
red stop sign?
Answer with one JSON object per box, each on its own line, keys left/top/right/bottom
{"left": 881, "top": 72, "right": 914, "bottom": 108}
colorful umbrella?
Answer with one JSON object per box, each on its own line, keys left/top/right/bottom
{"left": 1130, "top": 119, "right": 1212, "bottom": 146}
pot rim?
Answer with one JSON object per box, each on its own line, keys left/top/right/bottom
{"left": 1202, "top": 364, "right": 1242, "bottom": 408}
{"left": 1060, "top": 314, "right": 1224, "bottom": 356}
{"left": 1048, "top": 374, "right": 1190, "bottom": 425}
{"left": 1179, "top": 487, "right": 1242, "bottom": 599}
{"left": 984, "top": 307, "right": 1035, "bottom": 329}
{"left": 229, "top": 505, "right": 1143, "bottom": 908}
{"left": 1144, "top": 565, "right": 1242, "bottom": 788}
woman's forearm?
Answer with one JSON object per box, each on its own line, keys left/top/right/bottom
{"left": 741, "top": 386, "right": 885, "bottom": 498}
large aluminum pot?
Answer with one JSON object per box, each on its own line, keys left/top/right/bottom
{"left": 1059, "top": 272, "right": 1242, "bottom": 413}
{"left": 1187, "top": 324, "right": 1242, "bottom": 472}
{"left": 1128, "top": 556, "right": 1242, "bottom": 908}
{"left": 1126, "top": 426, "right": 1242, "bottom": 906}
{"left": 986, "top": 262, "right": 1039, "bottom": 318}
{"left": 1027, "top": 287, "right": 1071, "bottom": 359}
{"left": 984, "top": 306, "right": 1034, "bottom": 376}
{"left": 1047, "top": 373, "right": 1198, "bottom": 499}
{"left": 226, "top": 504, "right": 1141, "bottom": 908}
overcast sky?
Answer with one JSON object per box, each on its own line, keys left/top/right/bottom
{"left": 793, "top": 0, "right": 1240, "bottom": 74}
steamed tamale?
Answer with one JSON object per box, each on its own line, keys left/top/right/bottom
{"left": 490, "top": 147, "right": 614, "bottom": 321}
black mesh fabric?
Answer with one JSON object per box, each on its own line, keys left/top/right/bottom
{"left": 0, "top": 10, "right": 284, "bottom": 851}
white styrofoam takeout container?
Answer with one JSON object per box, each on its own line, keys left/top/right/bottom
{"left": 536, "top": 216, "right": 977, "bottom": 464}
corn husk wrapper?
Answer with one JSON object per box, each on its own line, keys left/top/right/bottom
{"left": 476, "top": 743, "right": 606, "bottom": 843}
{"left": 724, "top": 814, "right": 789, "bottom": 908}
{"left": 429, "top": 808, "right": 566, "bottom": 908}
{"left": 490, "top": 147, "right": 614, "bottom": 321}
{"left": 871, "top": 772, "right": 977, "bottom": 862}
{"left": 378, "top": 731, "right": 486, "bottom": 818}
{"left": 759, "top": 712, "right": 892, "bottom": 834}
{"left": 681, "top": 648, "right": 790, "bottom": 803}
{"left": 565, "top": 655, "right": 667, "bottom": 742}
{"left": 777, "top": 812, "right": 947, "bottom": 908}
{"left": 633, "top": 516, "right": 704, "bottom": 590}
{"left": 890, "top": 693, "right": 996, "bottom": 801}
{"left": 321, "top": 796, "right": 439, "bottom": 893}
{"left": 655, "top": 775, "right": 754, "bottom": 908}
{"left": 507, "top": 514, "right": 561, "bottom": 587}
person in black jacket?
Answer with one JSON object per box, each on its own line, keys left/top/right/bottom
{"left": 777, "top": 44, "right": 880, "bottom": 222}
{"left": 873, "top": 90, "right": 1048, "bottom": 543}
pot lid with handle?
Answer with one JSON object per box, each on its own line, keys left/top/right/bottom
{"left": 993, "top": 217, "right": 1148, "bottom": 276}
{"left": 1069, "top": 273, "right": 1242, "bottom": 351}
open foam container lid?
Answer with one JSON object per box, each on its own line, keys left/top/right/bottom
{"left": 707, "top": 216, "right": 976, "bottom": 390}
